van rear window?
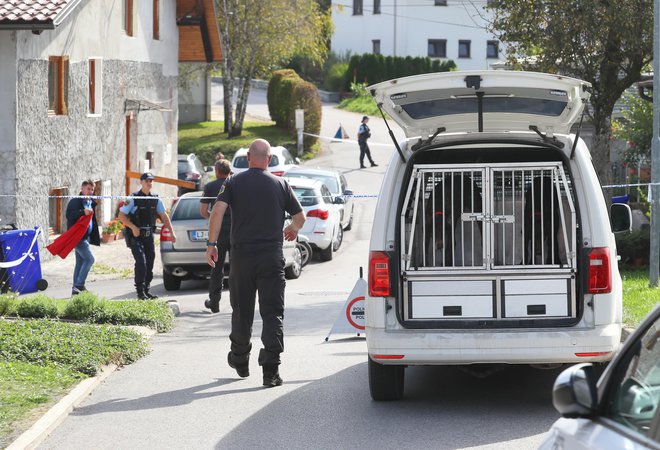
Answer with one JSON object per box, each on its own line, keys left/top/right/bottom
{"left": 402, "top": 97, "right": 567, "bottom": 120}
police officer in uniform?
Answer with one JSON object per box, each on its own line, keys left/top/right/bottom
{"left": 118, "top": 172, "right": 177, "bottom": 299}
{"left": 206, "top": 139, "right": 305, "bottom": 388}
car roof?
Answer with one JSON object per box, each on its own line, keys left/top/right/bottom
{"left": 178, "top": 191, "right": 203, "bottom": 198}
{"left": 285, "top": 167, "right": 339, "bottom": 178}
{"left": 232, "top": 146, "right": 288, "bottom": 159}
{"left": 284, "top": 176, "right": 325, "bottom": 189}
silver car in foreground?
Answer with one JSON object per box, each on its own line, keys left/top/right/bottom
{"left": 539, "top": 304, "right": 660, "bottom": 449}
{"left": 160, "top": 192, "right": 302, "bottom": 290}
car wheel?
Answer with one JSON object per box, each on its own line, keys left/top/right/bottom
{"left": 344, "top": 205, "right": 354, "bottom": 231}
{"left": 163, "top": 271, "right": 182, "bottom": 291}
{"left": 368, "top": 358, "right": 405, "bottom": 401}
{"left": 319, "top": 242, "right": 333, "bottom": 261}
{"left": 297, "top": 241, "right": 312, "bottom": 267}
{"left": 285, "top": 246, "right": 302, "bottom": 280}
{"left": 332, "top": 225, "right": 343, "bottom": 252}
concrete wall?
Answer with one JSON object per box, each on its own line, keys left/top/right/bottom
{"left": 331, "top": 0, "right": 504, "bottom": 71}
{"left": 0, "top": 0, "right": 180, "bottom": 241}
{"left": 0, "top": 31, "right": 17, "bottom": 225}
{"left": 179, "top": 67, "right": 209, "bottom": 124}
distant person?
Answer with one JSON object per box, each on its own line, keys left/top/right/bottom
{"left": 65, "top": 180, "right": 100, "bottom": 296}
{"left": 118, "top": 172, "right": 177, "bottom": 300}
{"left": 358, "top": 116, "right": 377, "bottom": 169}
{"left": 216, "top": 151, "right": 225, "bottom": 161}
{"left": 206, "top": 139, "right": 305, "bottom": 388}
{"left": 200, "top": 159, "right": 232, "bottom": 313}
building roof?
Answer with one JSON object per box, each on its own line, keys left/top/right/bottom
{"left": 0, "top": 0, "right": 82, "bottom": 30}
{"left": 176, "top": 0, "right": 222, "bottom": 63}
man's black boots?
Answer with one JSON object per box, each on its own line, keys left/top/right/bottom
{"left": 262, "top": 364, "right": 283, "bottom": 388}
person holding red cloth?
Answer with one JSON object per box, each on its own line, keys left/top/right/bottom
{"left": 65, "top": 180, "right": 100, "bottom": 296}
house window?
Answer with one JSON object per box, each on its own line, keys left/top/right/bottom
{"left": 48, "top": 187, "right": 68, "bottom": 235}
{"left": 428, "top": 39, "right": 447, "bottom": 58}
{"left": 153, "top": 0, "right": 160, "bottom": 40}
{"left": 353, "top": 0, "right": 363, "bottom": 15}
{"left": 48, "top": 56, "right": 68, "bottom": 115}
{"left": 435, "top": 0, "right": 448, "bottom": 5}
{"left": 125, "top": 0, "right": 135, "bottom": 36}
{"left": 487, "top": 40, "right": 499, "bottom": 58}
{"left": 374, "top": 0, "right": 381, "bottom": 14}
{"left": 88, "top": 58, "right": 103, "bottom": 115}
{"left": 373, "top": 39, "right": 381, "bottom": 54}
{"left": 459, "top": 40, "right": 471, "bottom": 58}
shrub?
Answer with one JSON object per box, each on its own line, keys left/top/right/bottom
{"left": 63, "top": 292, "right": 106, "bottom": 321}
{"left": 323, "top": 62, "right": 348, "bottom": 92}
{"left": 0, "top": 293, "right": 17, "bottom": 316}
{"left": 615, "top": 229, "right": 650, "bottom": 265}
{"left": 98, "top": 300, "right": 174, "bottom": 333}
{"left": 267, "top": 69, "right": 302, "bottom": 127}
{"left": 343, "top": 53, "right": 456, "bottom": 91}
{"left": 289, "top": 81, "right": 322, "bottom": 151}
{"left": 15, "top": 295, "right": 58, "bottom": 319}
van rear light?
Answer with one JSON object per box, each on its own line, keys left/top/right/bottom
{"left": 160, "top": 226, "right": 173, "bottom": 242}
{"left": 575, "top": 351, "right": 611, "bottom": 358}
{"left": 307, "top": 209, "right": 329, "bottom": 220}
{"left": 587, "top": 247, "right": 611, "bottom": 294}
{"left": 369, "top": 251, "right": 390, "bottom": 297}
{"left": 271, "top": 171, "right": 285, "bottom": 176}
{"left": 371, "top": 354, "right": 405, "bottom": 360}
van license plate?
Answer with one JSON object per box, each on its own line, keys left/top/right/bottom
{"left": 191, "top": 230, "right": 208, "bottom": 241}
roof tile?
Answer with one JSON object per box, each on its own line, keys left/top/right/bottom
{"left": 0, "top": 0, "right": 72, "bottom": 23}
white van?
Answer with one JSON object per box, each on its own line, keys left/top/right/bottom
{"left": 366, "top": 71, "right": 632, "bottom": 400}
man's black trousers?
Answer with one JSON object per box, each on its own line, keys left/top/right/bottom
{"left": 130, "top": 234, "right": 155, "bottom": 292}
{"left": 228, "top": 245, "right": 285, "bottom": 367}
{"left": 208, "top": 243, "right": 228, "bottom": 304}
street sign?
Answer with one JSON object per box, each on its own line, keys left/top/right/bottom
{"left": 325, "top": 277, "right": 367, "bottom": 341}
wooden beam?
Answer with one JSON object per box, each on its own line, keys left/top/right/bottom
{"left": 126, "top": 170, "right": 196, "bottom": 189}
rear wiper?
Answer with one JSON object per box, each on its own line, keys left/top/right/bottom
{"left": 529, "top": 125, "right": 565, "bottom": 149}
{"left": 373, "top": 90, "right": 406, "bottom": 164}
{"left": 411, "top": 127, "right": 446, "bottom": 152}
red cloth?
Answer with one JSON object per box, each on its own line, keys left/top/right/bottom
{"left": 46, "top": 214, "right": 93, "bottom": 259}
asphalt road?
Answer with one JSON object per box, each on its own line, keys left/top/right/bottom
{"left": 38, "top": 87, "right": 562, "bottom": 449}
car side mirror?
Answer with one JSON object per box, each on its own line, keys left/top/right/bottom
{"left": 295, "top": 157, "right": 301, "bottom": 165}
{"left": 334, "top": 196, "right": 345, "bottom": 205}
{"left": 611, "top": 203, "right": 632, "bottom": 234}
{"left": 552, "top": 363, "right": 598, "bottom": 418}
{"left": 204, "top": 166, "right": 214, "bottom": 173}
{"left": 343, "top": 189, "right": 354, "bottom": 197}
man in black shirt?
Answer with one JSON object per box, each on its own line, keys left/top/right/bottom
{"left": 200, "top": 159, "right": 232, "bottom": 313}
{"left": 206, "top": 139, "right": 305, "bottom": 388}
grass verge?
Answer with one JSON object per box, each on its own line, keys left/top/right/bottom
{"left": 0, "top": 361, "right": 84, "bottom": 448}
{"left": 178, "top": 120, "right": 296, "bottom": 166}
{"left": 337, "top": 95, "right": 382, "bottom": 117}
{"left": 620, "top": 268, "right": 659, "bottom": 327}
{"left": 90, "top": 263, "right": 132, "bottom": 278}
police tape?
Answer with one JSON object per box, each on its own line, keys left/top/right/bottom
{"left": 0, "top": 193, "right": 380, "bottom": 200}
{"left": 0, "top": 227, "right": 43, "bottom": 269}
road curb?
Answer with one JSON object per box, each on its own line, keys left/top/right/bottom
{"left": 6, "top": 326, "right": 158, "bottom": 449}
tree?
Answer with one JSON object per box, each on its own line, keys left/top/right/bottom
{"left": 613, "top": 93, "right": 653, "bottom": 165}
{"left": 489, "top": 0, "right": 653, "bottom": 184}
{"left": 215, "top": 0, "right": 331, "bottom": 137}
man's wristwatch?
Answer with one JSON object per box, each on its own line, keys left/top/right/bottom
{"left": 206, "top": 241, "right": 217, "bottom": 247}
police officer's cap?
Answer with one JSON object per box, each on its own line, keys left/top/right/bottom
{"left": 140, "top": 172, "right": 155, "bottom": 181}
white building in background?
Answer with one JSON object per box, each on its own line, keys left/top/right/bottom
{"left": 331, "top": 0, "right": 505, "bottom": 71}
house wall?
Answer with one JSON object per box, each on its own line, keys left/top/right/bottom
{"left": 0, "top": 31, "right": 17, "bottom": 225}
{"left": 331, "top": 1, "right": 504, "bottom": 71}
{"left": 179, "top": 66, "right": 210, "bottom": 124}
{"left": 7, "top": 0, "right": 180, "bottom": 238}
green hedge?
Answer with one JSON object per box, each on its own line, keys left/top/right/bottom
{"left": 267, "top": 69, "right": 301, "bottom": 128}
{"left": 615, "top": 229, "right": 650, "bottom": 265}
{"left": 343, "top": 53, "right": 457, "bottom": 91}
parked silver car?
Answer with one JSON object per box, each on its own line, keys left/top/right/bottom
{"left": 538, "top": 304, "right": 660, "bottom": 449}
{"left": 284, "top": 166, "right": 354, "bottom": 230}
{"left": 160, "top": 192, "right": 302, "bottom": 290}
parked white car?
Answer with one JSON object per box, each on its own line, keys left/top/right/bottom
{"left": 231, "top": 146, "right": 300, "bottom": 176}
{"left": 285, "top": 177, "right": 343, "bottom": 261}
{"left": 284, "top": 166, "right": 355, "bottom": 231}
{"left": 538, "top": 304, "right": 660, "bottom": 450}
{"left": 365, "top": 70, "right": 632, "bottom": 400}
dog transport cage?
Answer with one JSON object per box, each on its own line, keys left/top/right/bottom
{"left": 400, "top": 162, "right": 577, "bottom": 324}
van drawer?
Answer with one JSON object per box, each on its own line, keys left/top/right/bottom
{"left": 409, "top": 280, "right": 494, "bottom": 319}
{"left": 503, "top": 279, "right": 570, "bottom": 318}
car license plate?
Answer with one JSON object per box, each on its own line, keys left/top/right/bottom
{"left": 190, "top": 230, "right": 208, "bottom": 241}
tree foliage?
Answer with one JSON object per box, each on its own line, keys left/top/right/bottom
{"left": 216, "top": 0, "right": 331, "bottom": 137}
{"left": 613, "top": 93, "right": 653, "bottom": 165}
{"left": 489, "top": 0, "right": 652, "bottom": 183}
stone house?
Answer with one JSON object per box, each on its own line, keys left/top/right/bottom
{"left": 0, "top": 0, "right": 221, "bottom": 242}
